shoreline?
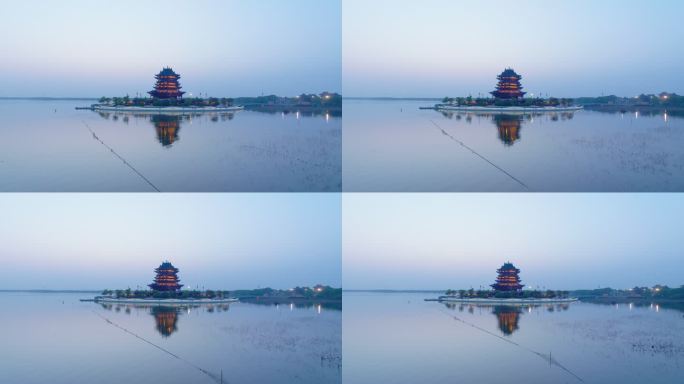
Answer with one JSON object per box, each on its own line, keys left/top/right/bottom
{"left": 432, "top": 105, "right": 584, "bottom": 112}
{"left": 428, "top": 297, "right": 579, "bottom": 304}
{"left": 85, "top": 105, "right": 245, "bottom": 113}
{"left": 92, "top": 297, "right": 239, "bottom": 304}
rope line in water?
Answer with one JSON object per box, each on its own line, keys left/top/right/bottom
{"left": 438, "top": 309, "right": 584, "bottom": 382}
{"left": 429, "top": 119, "right": 530, "bottom": 190}
{"left": 82, "top": 121, "right": 161, "bottom": 192}
{"left": 92, "top": 310, "right": 223, "bottom": 383}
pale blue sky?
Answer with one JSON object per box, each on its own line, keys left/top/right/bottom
{"left": 0, "top": 194, "right": 341, "bottom": 290}
{"left": 343, "top": 194, "right": 683, "bottom": 290}
{"left": 344, "top": 0, "right": 684, "bottom": 97}
{"left": 0, "top": 0, "right": 341, "bottom": 97}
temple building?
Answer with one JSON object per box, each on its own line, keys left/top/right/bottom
{"left": 490, "top": 68, "right": 526, "bottom": 100}
{"left": 148, "top": 67, "right": 185, "bottom": 100}
{"left": 491, "top": 262, "right": 524, "bottom": 292}
{"left": 149, "top": 261, "right": 184, "bottom": 292}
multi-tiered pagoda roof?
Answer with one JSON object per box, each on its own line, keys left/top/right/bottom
{"left": 490, "top": 68, "right": 526, "bottom": 100}
{"left": 490, "top": 262, "right": 524, "bottom": 292}
{"left": 149, "top": 261, "right": 184, "bottom": 292}
{"left": 148, "top": 67, "right": 185, "bottom": 100}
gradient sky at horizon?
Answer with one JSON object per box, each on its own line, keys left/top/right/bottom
{"left": 344, "top": 0, "right": 684, "bottom": 97}
{"left": 0, "top": 194, "right": 341, "bottom": 290}
{"left": 343, "top": 194, "right": 683, "bottom": 290}
{"left": 0, "top": 0, "right": 340, "bottom": 97}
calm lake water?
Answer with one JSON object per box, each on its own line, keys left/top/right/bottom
{"left": 0, "top": 292, "right": 341, "bottom": 384}
{"left": 344, "top": 291, "right": 684, "bottom": 384}
{"left": 343, "top": 99, "right": 684, "bottom": 191}
{"left": 0, "top": 99, "right": 341, "bottom": 191}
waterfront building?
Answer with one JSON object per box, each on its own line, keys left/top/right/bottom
{"left": 491, "top": 262, "right": 525, "bottom": 292}
{"left": 149, "top": 261, "right": 184, "bottom": 291}
{"left": 148, "top": 67, "right": 185, "bottom": 99}
{"left": 490, "top": 68, "right": 526, "bottom": 100}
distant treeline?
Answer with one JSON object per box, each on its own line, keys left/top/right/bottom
{"left": 571, "top": 285, "right": 684, "bottom": 300}
{"left": 232, "top": 285, "right": 342, "bottom": 300}
{"left": 234, "top": 92, "right": 341, "bottom": 108}
{"left": 576, "top": 92, "right": 684, "bottom": 115}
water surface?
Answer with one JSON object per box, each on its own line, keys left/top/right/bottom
{"left": 344, "top": 291, "right": 684, "bottom": 384}
{"left": 343, "top": 99, "right": 684, "bottom": 191}
{"left": 0, "top": 100, "right": 341, "bottom": 191}
{"left": 0, "top": 292, "right": 341, "bottom": 384}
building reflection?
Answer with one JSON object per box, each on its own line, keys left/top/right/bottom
{"left": 94, "top": 111, "right": 236, "bottom": 148}
{"left": 151, "top": 115, "right": 181, "bottom": 147}
{"left": 443, "top": 302, "right": 572, "bottom": 336}
{"left": 493, "top": 115, "right": 522, "bottom": 146}
{"left": 98, "top": 302, "right": 232, "bottom": 337}
{"left": 151, "top": 306, "right": 179, "bottom": 337}
{"left": 438, "top": 111, "right": 575, "bottom": 146}
{"left": 492, "top": 305, "right": 521, "bottom": 335}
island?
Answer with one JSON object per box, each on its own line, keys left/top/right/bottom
{"left": 77, "top": 67, "right": 341, "bottom": 115}
{"left": 91, "top": 261, "right": 341, "bottom": 307}
{"left": 429, "top": 262, "right": 578, "bottom": 304}
{"left": 431, "top": 68, "right": 582, "bottom": 112}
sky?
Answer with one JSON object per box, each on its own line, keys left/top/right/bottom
{"left": 343, "top": 194, "right": 683, "bottom": 290}
{"left": 0, "top": 0, "right": 341, "bottom": 97}
{"left": 0, "top": 194, "right": 341, "bottom": 290}
{"left": 344, "top": 0, "right": 684, "bottom": 97}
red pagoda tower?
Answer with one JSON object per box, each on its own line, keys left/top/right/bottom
{"left": 148, "top": 67, "right": 185, "bottom": 100}
{"left": 490, "top": 262, "right": 524, "bottom": 292}
{"left": 490, "top": 68, "right": 526, "bottom": 100}
{"left": 148, "top": 261, "right": 183, "bottom": 292}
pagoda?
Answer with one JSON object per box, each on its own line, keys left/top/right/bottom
{"left": 148, "top": 261, "right": 184, "bottom": 292}
{"left": 490, "top": 262, "right": 524, "bottom": 292}
{"left": 490, "top": 68, "right": 526, "bottom": 100}
{"left": 148, "top": 67, "right": 185, "bottom": 100}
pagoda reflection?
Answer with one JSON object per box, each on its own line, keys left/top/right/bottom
{"left": 94, "top": 111, "right": 236, "bottom": 148}
{"left": 492, "top": 305, "right": 522, "bottom": 335}
{"left": 494, "top": 115, "right": 522, "bottom": 146}
{"left": 151, "top": 115, "right": 181, "bottom": 147}
{"left": 98, "top": 302, "right": 232, "bottom": 337}
{"left": 151, "top": 306, "right": 180, "bottom": 337}
{"left": 437, "top": 111, "right": 575, "bottom": 146}
{"left": 443, "top": 303, "right": 572, "bottom": 336}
